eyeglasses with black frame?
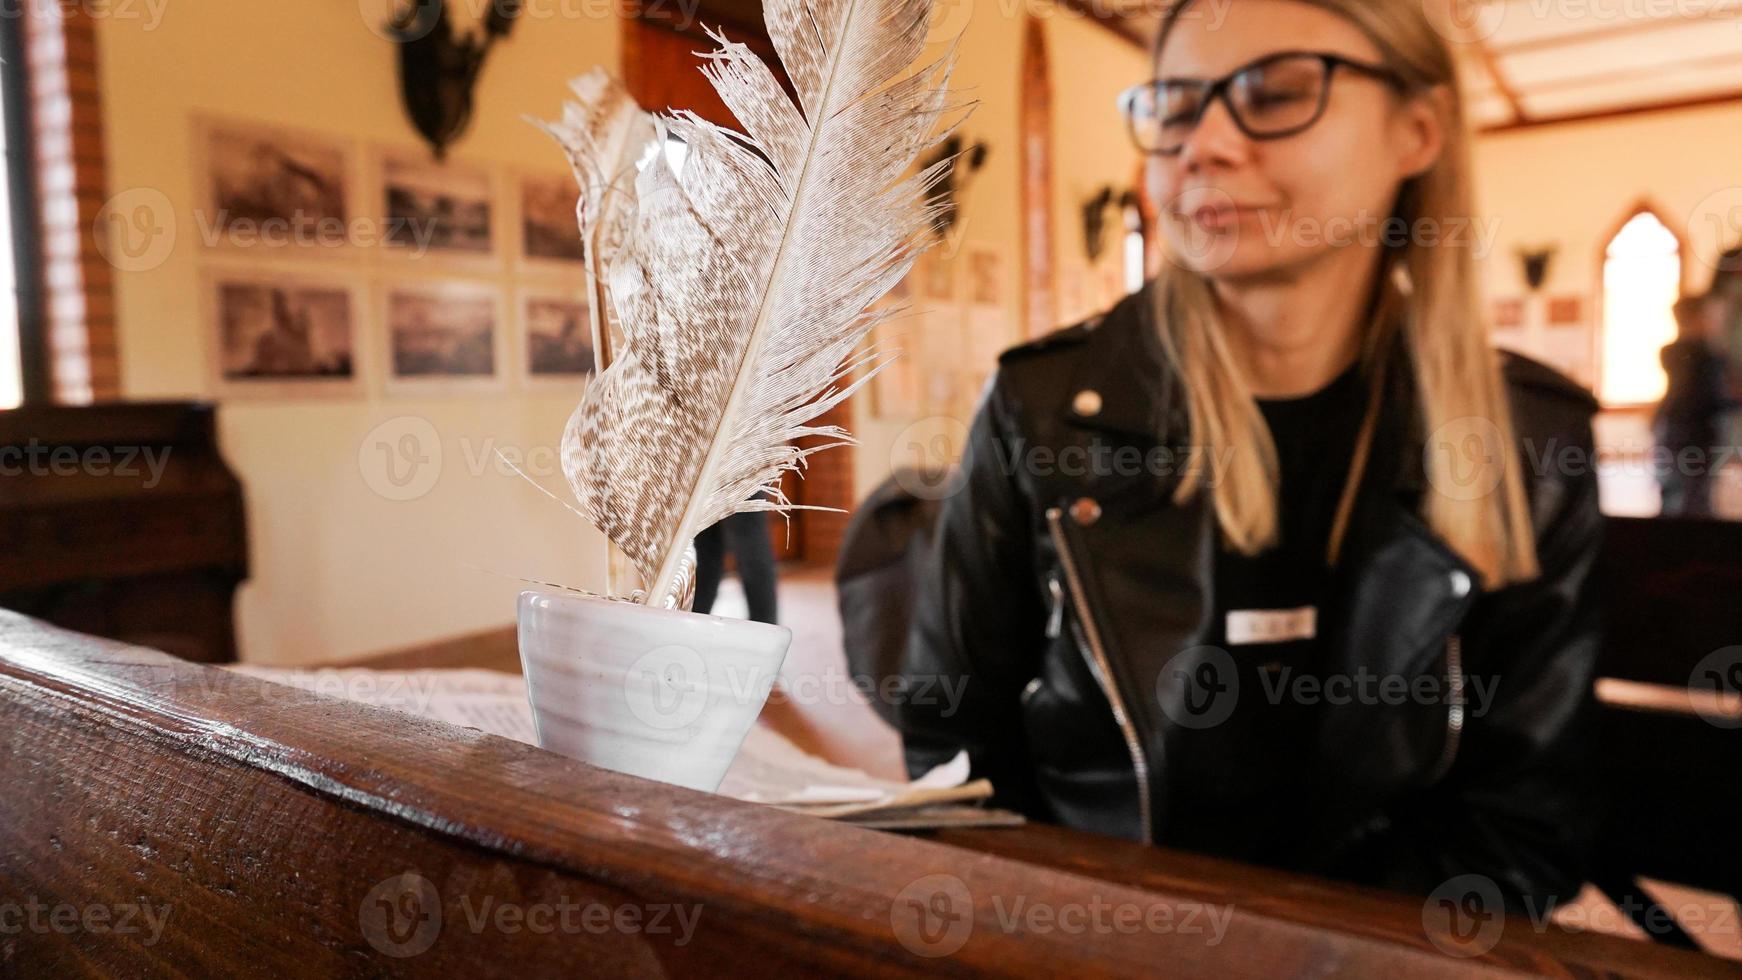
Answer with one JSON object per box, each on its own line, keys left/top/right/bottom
{"left": 1117, "top": 50, "right": 1405, "bottom": 156}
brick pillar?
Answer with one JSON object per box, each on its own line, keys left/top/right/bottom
{"left": 24, "top": 3, "right": 117, "bottom": 403}
{"left": 793, "top": 399, "right": 855, "bottom": 566}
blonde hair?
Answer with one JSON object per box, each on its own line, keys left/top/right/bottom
{"left": 1151, "top": 0, "right": 1539, "bottom": 588}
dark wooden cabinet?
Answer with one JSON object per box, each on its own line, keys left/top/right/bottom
{"left": 0, "top": 401, "right": 247, "bottom": 662}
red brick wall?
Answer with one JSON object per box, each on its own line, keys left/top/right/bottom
{"left": 24, "top": 3, "right": 117, "bottom": 403}
{"left": 794, "top": 400, "right": 855, "bottom": 566}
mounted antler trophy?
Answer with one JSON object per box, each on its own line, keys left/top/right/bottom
{"left": 1082, "top": 186, "right": 1142, "bottom": 263}
{"left": 387, "top": 0, "right": 522, "bottom": 160}
{"left": 1517, "top": 245, "right": 1556, "bottom": 293}
{"left": 918, "top": 133, "right": 988, "bottom": 240}
{"left": 1081, "top": 185, "right": 1115, "bottom": 262}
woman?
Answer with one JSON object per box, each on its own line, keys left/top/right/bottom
{"left": 898, "top": 0, "right": 1604, "bottom": 909}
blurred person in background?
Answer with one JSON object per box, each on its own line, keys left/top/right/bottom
{"left": 1710, "top": 246, "right": 1742, "bottom": 459}
{"left": 1656, "top": 294, "right": 1737, "bottom": 517}
{"left": 693, "top": 510, "right": 779, "bottom": 625}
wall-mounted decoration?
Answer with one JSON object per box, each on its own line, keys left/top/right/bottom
{"left": 1081, "top": 186, "right": 1116, "bottom": 263}
{"left": 204, "top": 268, "right": 363, "bottom": 398}
{"left": 386, "top": 0, "right": 522, "bottom": 160}
{"left": 967, "top": 247, "right": 1002, "bottom": 306}
{"left": 377, "top": 149, "right": 497, "bottom": 257}
{"left": 195, "top": 117, "right": 354, "bottom": 253}
{"left": 868, "top": 320, "right": 919, "bottom": 421}
{"left": 521, "top": 288, "right": 595, "bottom": 380}
{"left": 1081, "top": 186, "right": 1140, "bottom": 263}
{"left": 382, "top": 279, "right": 505, "bottom": 388}
{"left": 1491, "top": 297, "right": 1524, "bottom": 329}
{"left": 1516, "top": 244, "right": 1556, "bottom": 292}
{"left": 918, "top": 133, "right": 987, "bottom": 241}
{"left": 518, "top": 173, "right": 586, "bottom": 266}
{"left": 1547, "top": 294, "right": 1584, "bottom": 325}
{"left": 920, "top": 250, "right": 954, "bottom": 301}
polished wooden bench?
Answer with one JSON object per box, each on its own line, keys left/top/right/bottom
{"left": 0, "top": 612, "right": 1727, "bottom": 977}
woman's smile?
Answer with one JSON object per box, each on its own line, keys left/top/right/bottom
{"left": 1186, "top": 203, "right": 1265, "bottom": 232}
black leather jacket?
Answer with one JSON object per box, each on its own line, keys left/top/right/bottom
{"left": 898, "top": 279, "right": 1605, "bottom": 907}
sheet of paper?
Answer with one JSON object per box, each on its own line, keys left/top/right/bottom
{"left": 230, "top": 666, "right": 540, "bottom": 743}
{"left": 225, "top": 665, "right": 989, "bottom": 818}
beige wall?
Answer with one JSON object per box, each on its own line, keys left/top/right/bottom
{"left": 850, "top": 4, "right": 1028, "bottom": 504}
{"left": 99, "top": 3, "right": 621, "bottom": 664}
{"left": 1472, "top": 102, "right": 1742, "bottom": 389}
{"left": 1046, "top": 14, "right": 1150, "bottom": 326}
{"left": 96, "top": 0, "right": 1146, "bottom": 664}
{"left": 850, "top": 8, "right": 1148, "bottom": 503}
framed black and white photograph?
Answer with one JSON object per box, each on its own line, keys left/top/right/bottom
{"left": 920, "top": 249, "right": 954, "bottom": 301}
{"left": 195, "top": 117, "right": 354, "bottom": 253}
{"left": 518, "top": 173, "right": 586, "bottom": 267}
{"left": 381, "top": 280, "right": 506, "bottom": 389}
{"left": 520, "top": 288, "right": 595, "bottom": 382}
{"left": 204, "top": 268, "right": 363, "bottom": 397}
{"left": 377, "top": 151, "right": 498, "bottom": 258}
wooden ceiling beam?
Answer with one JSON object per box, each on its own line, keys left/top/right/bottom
{"left": 1478, "top": 85, "right": 1742, "bottom": 134}
{"left": 1486, "top": 0, "right": 1742, "bottom": 55}
{"left": 1470, "top": 35, "right": 1529, "bottom": 126}
{"left": 1510, "top": 49, "right": 1742, "bottom": 97}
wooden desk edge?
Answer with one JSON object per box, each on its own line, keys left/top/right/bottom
{"left": 0, "top": 612, "right": 1726, "bottom": 978}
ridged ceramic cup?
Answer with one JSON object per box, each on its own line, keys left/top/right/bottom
{"left": 517, "top": 589, "right": 793, "bottom": 792}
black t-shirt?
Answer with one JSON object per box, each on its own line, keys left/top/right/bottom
{"left": 1166, "top": 357, "right": 1370, "bottom": 862}
{"left": 1217, "top": 357, "right": 1367, "bottom": 667}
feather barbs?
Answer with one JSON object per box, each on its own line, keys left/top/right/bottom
{"left": 540, "top": 0, "right": 971, "bottom": 607}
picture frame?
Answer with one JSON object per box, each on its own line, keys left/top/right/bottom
{"left": 920, "top": 250, "right": 954, "bottom": 301}
{"left": 516, "top": 171, "right": 587, "bottom": 271}
{"left": 518, "top": 285, "right": 597, "bottom": 385}
{"left": 379, "top": 278, "right": 509, "bottom": 392}
{"left": 193, "top": 115, "right": 357, "bottom": 257}
{"left": 372, "top": 148, "right": 501, "bottom": 263}
{"left": 203, "top": 265, "right": 366, "bottom": 399}
{"left": 967, "top": 247, "right": 1002, "bottom": 306}
{"left": 868, "top": 319, "right": 921, "bottom": 420}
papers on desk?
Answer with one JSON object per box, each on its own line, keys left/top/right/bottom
{"left": 227, "top": 665, "right": 1009, "bottom": 828}
{"left": 719, "top": 724, "right": 991, "bottom": 819}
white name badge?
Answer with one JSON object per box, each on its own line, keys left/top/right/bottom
{"left": 1226, "top": 606, "right": 1317, "bottom": 646}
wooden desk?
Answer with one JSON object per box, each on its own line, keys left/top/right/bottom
{"left": 0, "top": 402, "right": 248, "bottom": 664}
{"left": 0, "top": 613, "right": 1728, "bottom": 977}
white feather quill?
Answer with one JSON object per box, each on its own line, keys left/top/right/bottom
{"left": 535, "top": 69, "right": 659, "bottom": 596}
{"left": 535, "top": 68, "right": 656, "bottom": 374}
{"left": 542, "top": 0, "right": 967, "bottom": 606}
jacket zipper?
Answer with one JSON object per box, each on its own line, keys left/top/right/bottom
{"left": 1425, "top": 632, "right": 1465, "bottom": 784}
{"left": 1044, "top": 506, "right": 1154, "bottom": 845}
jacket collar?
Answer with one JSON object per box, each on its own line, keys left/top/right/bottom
{"left": 1058, "top": 279, "right": 1186, "bottom": 444}
{"left": 1057, "top": 276, "right": 1476, "bottom": 586}
{"left": 1060, "top": 276, "right": 1431, "bottom": 501}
